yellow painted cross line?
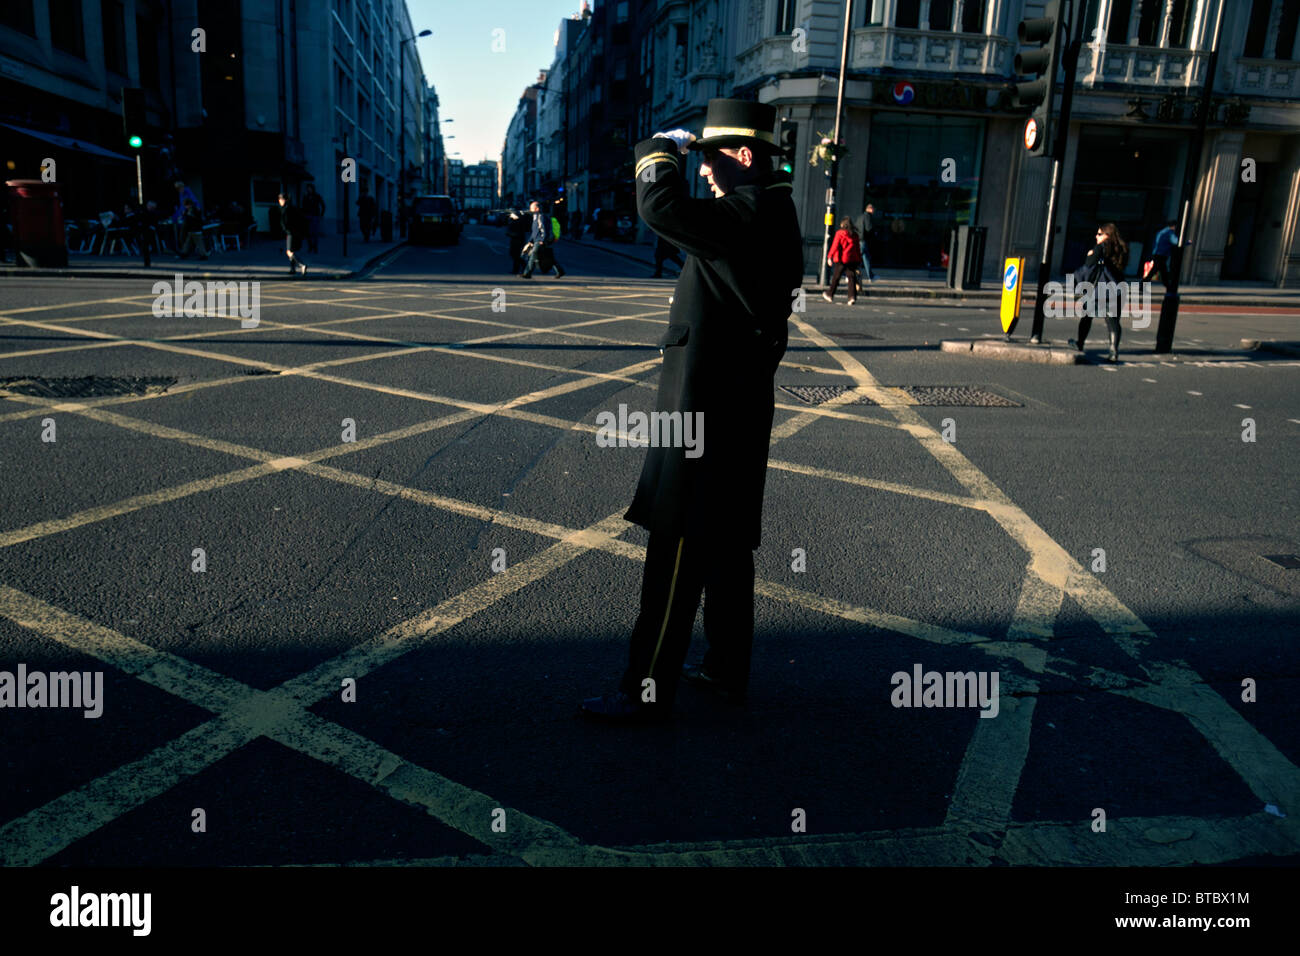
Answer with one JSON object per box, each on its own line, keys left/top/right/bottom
{"left": 790, "top": 314, "right": 1300, "bottom": 862}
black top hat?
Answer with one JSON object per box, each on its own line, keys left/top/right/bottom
{"left": 688, "top": 98, "right": 781, "bottom": 154}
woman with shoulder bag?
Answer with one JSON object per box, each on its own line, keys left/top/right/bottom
{"left": 1068, "top": 222, "right": 1128, "bottom": 363}
{"left": 821, "top": 217, "right": 862, "bottom": 305}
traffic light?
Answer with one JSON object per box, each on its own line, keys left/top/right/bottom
{"left": 1012, "top": 0, "right": 1063, "bottom": 157}
{"left": 121, "top": 87, "right": 146, "bottom": 149}
{"left": 779, "top": 119, "right": 798, "bottom": 174}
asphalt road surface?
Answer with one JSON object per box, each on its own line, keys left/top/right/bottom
{"left": 0, "top": 226, "right": 1297, "bottom": 867}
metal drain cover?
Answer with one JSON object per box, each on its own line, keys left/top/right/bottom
{"left": 0, "top": 375, "right": 176, "bottom": 398}
{"left": 780, "top": 385, "right": 878, "bottom": 405}
{"left": 903, "top": 386, "right": 1020, "bottom": 407}
{"left": 1263, "top": 554, "right": 1300, "bottom": 570}
{"left": 829, "top": 332, "right": 876, "bottom": 340}
{"left": 778, "top": 384, "right": 1021, "bottom": 407}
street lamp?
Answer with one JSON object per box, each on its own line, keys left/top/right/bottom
{"left": 399, "top": 28, "right": 432, "bottom": 239}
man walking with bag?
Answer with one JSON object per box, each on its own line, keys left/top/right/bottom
{"left": 520, "top": 200, "right": 565, "bottom": 279}
{"left": 278, "top": 192, "right": 308, "bottom": 276}
{"left": 579, "top": 98, "right": 802, "bottom": 723}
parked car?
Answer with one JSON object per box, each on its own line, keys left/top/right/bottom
{"left": 408, "top": 195, "right": 461, "bottom": 245}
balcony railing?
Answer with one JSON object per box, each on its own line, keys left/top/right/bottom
{"left": 736, "top": 27, "right": 1298, "bottom": 98}
{"left": 851, "top": 27, "right": 1014, "bottom": 74}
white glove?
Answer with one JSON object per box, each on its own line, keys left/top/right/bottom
{"left": 652, "top": 129, "right": 697, "bottom": 154}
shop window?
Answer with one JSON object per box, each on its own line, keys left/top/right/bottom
{"left": 863, "top": 115, "right": 985, "bottom": 270}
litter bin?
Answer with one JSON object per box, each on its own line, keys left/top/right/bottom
{"left": 6, "top": 179, "right": 67, "bottom": 268}
{"left": 945, "top": 224, "right": 987, "bottom": 291}
{"left": 380, "top": 208, "right": 393, "bottom": 243}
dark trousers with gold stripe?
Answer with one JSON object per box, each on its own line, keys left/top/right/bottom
{"left": 619, "top": 531, "right": 755, "bottom": 709}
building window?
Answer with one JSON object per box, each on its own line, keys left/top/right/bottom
{"left": 895, "top": 0, "right": 920, "bottom": 30}
{"left": 50, "top": 0, "right": 85, "bottom": 57}
{"left": 1166, "top": 0, "right": 1192, "bottom": 47}
{"left": 1104, "top": 0, "right": 1132, "bottom": 43}
{"left": 1277, "top": 0, "right": 1300, "bottom": 59}
{"left": 1243, "top": 0, "right": 1271, "bottom": 57}
{"left": 0, "top": 0, "right": 36, "bottom": 35}
{"left": 776, "top": 0, "right": 797, "bottom": 34}
{"left": 137, "top": 16, "right": 160, "bottom": 88}
{"left": 1136, "top": 0, "right": 1161, "bottom": 45}
{"left": 929, "top": 0, "right": 953, "bottom": 31}
{"left": 961, "top": 0, "right": 986, "bottom": 33}
{"left": 102, "top": 0, "right": 127, "bottom": 74}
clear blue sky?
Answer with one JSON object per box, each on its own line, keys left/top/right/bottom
{"left": 408, "top": 0, "right": 583, "bottom": 165}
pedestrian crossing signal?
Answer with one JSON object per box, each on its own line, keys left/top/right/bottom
{"left": 121, "top": 87, "right": 146, "bottom": 150}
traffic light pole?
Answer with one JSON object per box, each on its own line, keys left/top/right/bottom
{"left": 819, "top": 0, "right": 854, "bottom": 289}
{"left": 1029, "top": 2, "right": 1084, "bottom": 344}
{"left": 135, "top": 155, "right": 145, "bottom": 207}
{"left": 1155, "top": 0, "right": 1227, "bottom": 353}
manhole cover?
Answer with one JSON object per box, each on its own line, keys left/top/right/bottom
{"left": 1263, "top": 554, "right": 1300, "bottom": 570}
{"left": 901, "top": 386, "right": 1020, "bottom": 407}
{"left": 779, "top": 385, "right": 878, "bottom": 405}
{"left": 0, "top": 375, "right": 176, "bottom": 398}
{"left": 777, "top": 384, "right": 1020, "bottom": 407}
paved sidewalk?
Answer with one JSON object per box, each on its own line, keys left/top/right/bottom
{"left": 566, "top": 233, "right": 1300, "bottom": 308}
{"left": 0, "top": 233, "right": 404, "bottom": 281}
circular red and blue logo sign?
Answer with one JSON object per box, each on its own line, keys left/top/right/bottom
{"left": 892, "top": 82, "right": 915, "bottom": 105}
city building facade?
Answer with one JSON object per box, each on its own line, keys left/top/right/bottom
{"left": 500, "top": 0, "right": 1300, "bottom": 287}
{"left": 0, "top": 0, "right": 431, "bottom": 239}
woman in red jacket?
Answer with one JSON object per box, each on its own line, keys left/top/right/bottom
{"left": 822, "top": 217, "right": 862, "bottom": 305}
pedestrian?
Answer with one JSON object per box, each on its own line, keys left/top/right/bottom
{"left": 357, "top": 187, "right": 377, "bottom": 242}
{"left": 652, "top": 235, "right": 684, "bottom": 278}
{"left": 125, "top": 199, "right": 157, "bottom": 267}
{"left": 176, "top": 198, "right": 209, "bottom": 260}
{"left": 171, "top": 181, "right": 199, "bottom": 253}
{"left": 1148, "top": 220, "right": 1178, "bottom": 286}
{"left": 822, "top": 217, "right": 862, "bottom": 305}
{"left": 520, "top": 200, "right": 565, "bottom": 279}
{"left": 1068, "top": 221, "right": 1127, "bottom": 363}
{"left": 853, "top": 202, "right": 878, "bottom": 281}
{"left": 505, "top": 208, "right": 529, "bottom": 274}
{"left": 278, "top": 192, "right": 308, "bottom": 276}
{"left": 302, "top": 184, "right": 326, "bottom": 254}
{"left": 579, "top": 97, "right": 802, "bottom": 723}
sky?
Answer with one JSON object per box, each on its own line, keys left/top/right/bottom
{"left": 407, "top": 0, "right": 584, "bottom": 165}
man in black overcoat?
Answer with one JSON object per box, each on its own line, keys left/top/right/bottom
{"left": 278, "top": 192, "right": 308, "bottom": 275}
{"left": 580, "top": 98, "right": 803, "bottom": 723}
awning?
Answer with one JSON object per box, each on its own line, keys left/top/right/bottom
{"left": 2, "top": 123, "right": 135, "bottom": 162}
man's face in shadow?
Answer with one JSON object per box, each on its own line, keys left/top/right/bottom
{"left": 698, "top": 146, "right": 755, "bottom": 198}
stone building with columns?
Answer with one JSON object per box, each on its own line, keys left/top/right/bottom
{"left": 671, "top": 0, "right": 1300, "bottom": 285}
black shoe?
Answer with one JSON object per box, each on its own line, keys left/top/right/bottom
{"left": 520, "top": 272, "right": 532, "bottom": 279}
{"left": 1067, "top": 338, "right": 1084, "bottom": 352}
{"left": 578, "top": 692, "right": 670, "bottom": 724}
{"left": 554, "top": 268, "right": 566, "bottom": 278}
{"left": 681, "top": 665, "right": 746, "bottom": 706}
